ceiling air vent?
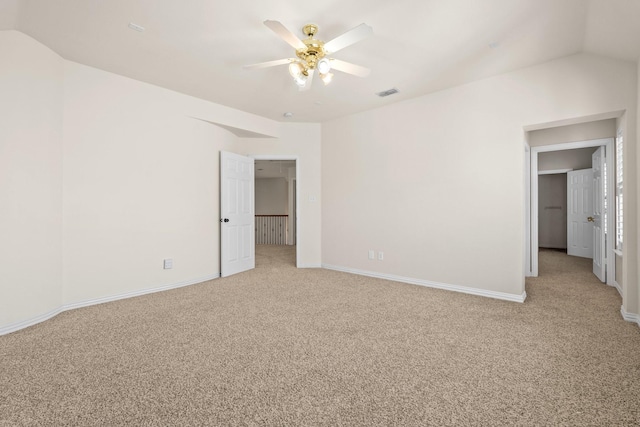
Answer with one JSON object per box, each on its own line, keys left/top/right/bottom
{"left": 376, "top": 88, "right": 399, "bottom": 97}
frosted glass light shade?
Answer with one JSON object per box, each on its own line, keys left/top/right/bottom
{"left": 317, "top": 58, "right": 331, "bottom": 74}
{"left": 289, "top": 62, "right": 304, "bottom": 77}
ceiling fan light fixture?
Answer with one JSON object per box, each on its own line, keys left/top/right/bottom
{"left": 294, "top": 75, "right": 307, "bottom": 87}
{"left": 247, "top": 21, "right": 373, "bottom": 91}
{"left": 320, "top": 72, "right": 333, "bottom": 85}
{"left": 288, "top": 62, "right": 304, "bottom": 77}
{"left": 317, "top": 58, "right": 331, "bottom": 74}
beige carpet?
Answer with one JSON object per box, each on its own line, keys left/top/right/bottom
{"left": 1, "top": 246, "right": 639, "bottom": 426}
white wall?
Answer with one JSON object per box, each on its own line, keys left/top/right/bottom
{"left": 0, "top": 31, "right": 64, "bottom": 329}
{"left": 62, "top": 60, "right": 242, "bottom": 305}
{"left": 620, "top": 64, "right": 640, "bottom": 320}
{"left": 322, "top": 53, "right": 637, "bottom": 301}
{"left": 0, "top": 31, "right": 323, "bottom": 333}
{"left": 256, "top": 178, "right": 288, "bottom": 215}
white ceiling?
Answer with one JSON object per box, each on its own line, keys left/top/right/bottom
{"left": 3, "top": 0, "right": 640, "bottom": 123}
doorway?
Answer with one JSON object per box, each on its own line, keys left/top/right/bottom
{"left": 253, "top": 156, "right": 299, "bottom": 267}
{"left": 538, "top": 172, "right": 568, "bottom": 251}
{"left": 527, "top": 138, "right": 614, "bottom": 284}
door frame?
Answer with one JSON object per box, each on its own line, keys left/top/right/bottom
{"left": 251, "top": 154, "right": 300, "bottom": 268}
{"left": 527, "top": 138, "right": 614, "bottom": 285}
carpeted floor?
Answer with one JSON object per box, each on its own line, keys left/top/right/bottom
{"left": 1, "top": 246, "right": 639, "bottom": 426}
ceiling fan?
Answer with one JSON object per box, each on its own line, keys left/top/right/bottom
{"left": 244, "top": 20, "right": 373, "bottom": 91}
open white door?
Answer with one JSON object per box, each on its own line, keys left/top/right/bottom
{"left": 220, "top": 151, "right": 255, "bottom": 277}
{"left": 592, "top": 146, "right": 606, "bottom": 282}
{"left": 567, "top": 168, "right": 594, "bottom": 259}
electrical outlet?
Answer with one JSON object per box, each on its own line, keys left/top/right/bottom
{"left": 378, "top": 252, "right": 384, "bottom": 261}
{"left": 368, "top": 250, "right": 375, "bottom": 260}
{"left": 163, "top": 258, "right": 173, "bottom": 269}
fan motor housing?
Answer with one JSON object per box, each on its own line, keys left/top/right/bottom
{"left": 296, "top": 40, "right": 325, "bottom": 69}
{"left": 296, "top": 24, "right": 326, "bottom": 70}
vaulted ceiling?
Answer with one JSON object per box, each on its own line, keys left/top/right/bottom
{"left": 2, "top": 0, "right": 639, "bottom": 122}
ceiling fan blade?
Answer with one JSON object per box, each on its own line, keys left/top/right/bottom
{"left": 243, "top": 58, "right": 294, "bottom": 70}
{"left": 323, "top": 23, "right": 373, "bottom": 54}
{"left": 299, "top": 69, "right": 314, "bottom": 91}
{"left": 264, "top": 20, "right": 306, "bottom": 50}
{"left": 329, "top": 59, "right": 371, "bottom": 77}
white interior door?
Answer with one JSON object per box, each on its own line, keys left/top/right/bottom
{"left": 567, "top": 168, "right": 594, "bottom": 258}
{"left": 220, "top": 151, "right": 255, "bottom": 277}
{"left": 592, "top": 146, "right": 606, "bottom": 282}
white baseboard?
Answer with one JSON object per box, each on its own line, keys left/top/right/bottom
{"left": 0, "top": 273, "right": 220, "bottom": 336}
{"left": 63, "top": 273, "right": 219, "bottom": 311}
{"left": 0, "top": 307, "right": 65, "bottom": 337}
{"left": 621, "top": 306, "right": 640, "bottom": 327}
{"left": 611, "top": 280, "right": 623, "bottom": 297}
{"left": 297, "top": 263, "right": 322, "bottom": 268}
{"left": 321, "top": 264, "right": 527, "bottom": 303}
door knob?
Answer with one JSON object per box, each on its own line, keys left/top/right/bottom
{"left": 587, "top": 216, "right": 594, "bottom": 222}
{"left": 220, "top": 218, "right": 230, "bottom": 223}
